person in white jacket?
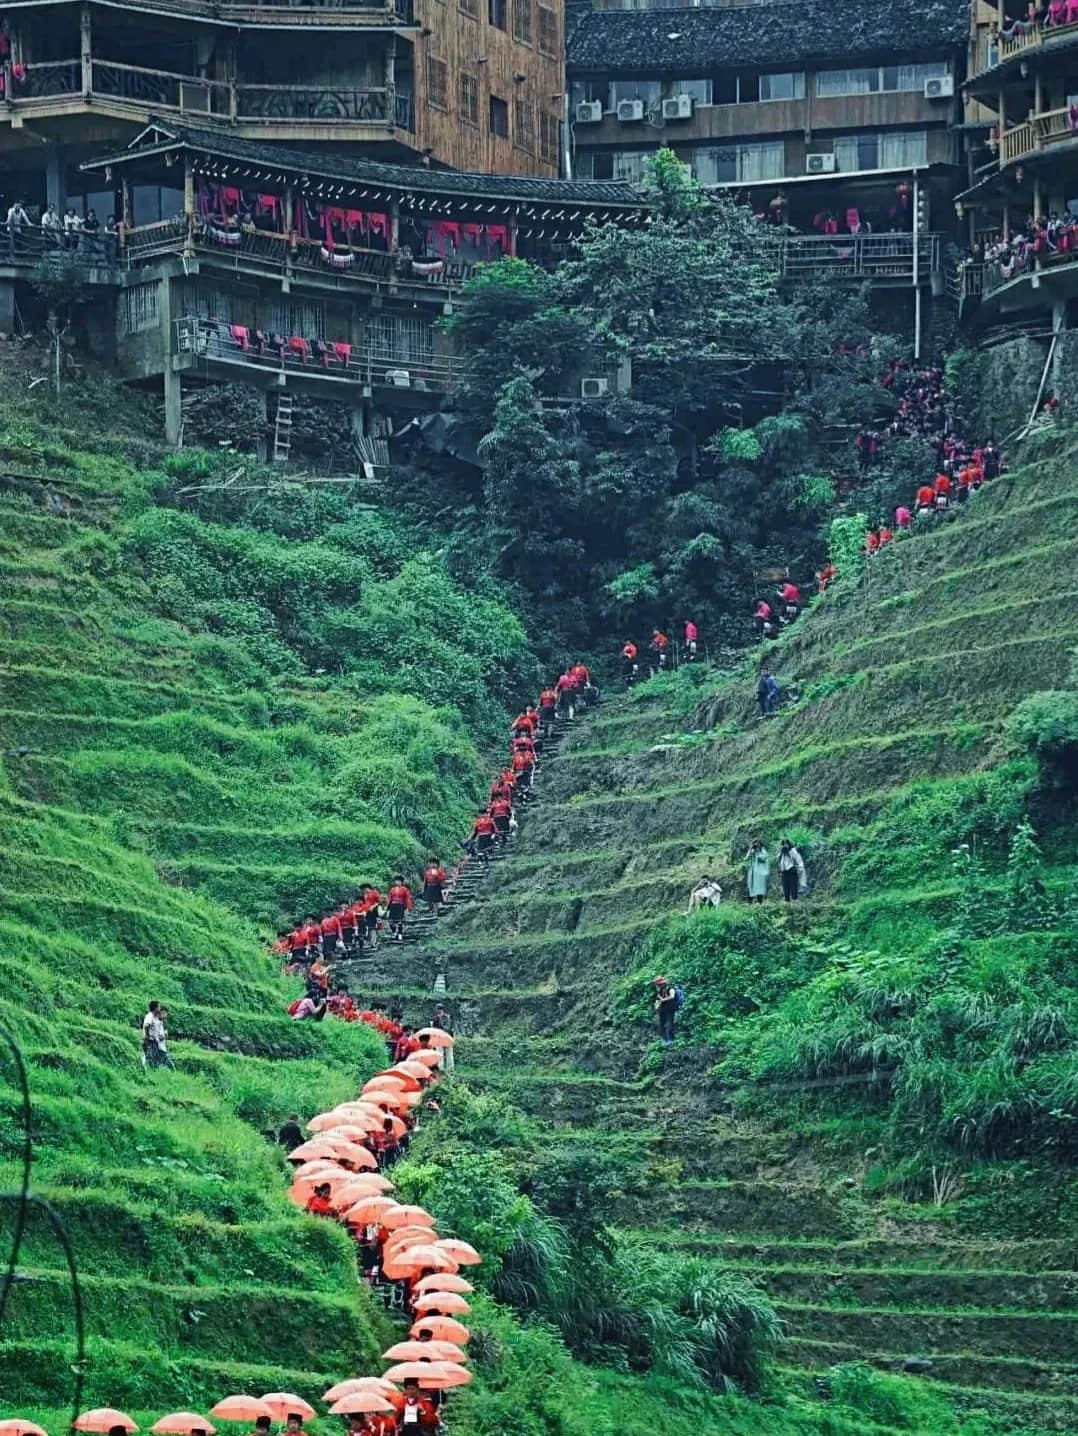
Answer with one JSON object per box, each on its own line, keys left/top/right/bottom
{"left": 778, "top": 839, "right": 808, "bottom": 902}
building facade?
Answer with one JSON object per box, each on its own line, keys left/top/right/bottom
{"left": 958, "top": 0, "right": 1078, "bottom": 341}
{"left": 0, "top": 0, "right": 563, "bottom": 222}
{"left": 567, "top": 0, "right": 968, "bottom": 253}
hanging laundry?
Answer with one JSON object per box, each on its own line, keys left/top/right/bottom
{"left": 289, "top": 336, "right": 311, "bottom": 362}
{"left": 229, "top": 324, "right": 251, "bottom": 351}
{"left": 333, "top": 341, "right": 352, "bottom": 367}
{"left": 320, "top": 246, "right": 356, "bottom": 267}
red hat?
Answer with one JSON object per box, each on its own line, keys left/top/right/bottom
{"left": 652, "top": 975, "right": 668, "bottom": 984}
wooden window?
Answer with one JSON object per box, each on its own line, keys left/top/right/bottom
{"left": 538, "top": 3, "right": 557, "bottom": 55}
{"left": 512, "top": 0, "right": 532, "bottom": 43}
{"left": 460, "top": 70, "right": 479, "bottom": 126}
{"left": 489, "top": 94, "right": 509, "bottom": 136}
{"left": 514, "top": 97, "right": 534, "bottom": 151}
{"left": 539, "top": 110, "right": 559, "bottom": 165}
{"left": 427, "top": 55, "right": 448, "bottom": 111}
{"left": 489, "top": 0, "right": 507, "bottom": 29}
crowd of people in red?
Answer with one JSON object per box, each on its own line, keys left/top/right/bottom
{"left": 755, "top": 357, "right": 1008, "bottom": 621}
{"left": 275, "top": 661, "right": 599, "bottom": 1026}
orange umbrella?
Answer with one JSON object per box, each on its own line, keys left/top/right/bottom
{"left": 316, "top": 1140, "right": 377, "bottom": 1169}
{"left": 383, "top": 1226, "right": 438, "bottom": 1253}
{"left": 362, "top": 1077, "right": 407, "bottom": 1094}
{"left": 288, "top": 1140, "right": 344, "bottom": 1162}
{"left": 413, "top": 1273, "right": 474, "bottom": 1295}
{"left": 334, "top": 1174, "right": 394, "bottom": 1204}
{"left": 327, "top": 1396, "right": 395, "bottom": 1417}
{"left": 74, "top": 1414, "right": 138, "bottom": 1434}
{"left": 293, "top": 1158, "right": 345, "bottom": 1179}
{"left": 423, "top": 1365, "right": 472, "bottom": 1390}
{"left": 381, "top": 1205, "right": 436, "bottom": 1230}
{"left": 412, "top": 1290, "right": 471, "bottom": 1314}
{"left": 411, "top": 1050, "right": 443, "bottom": 1069}
{"left": 308, "top": 1111, "right": 377, "bottom": 1134}
{"left": 435, "top": 1238, "right": 481, "bottom": 1266}
{"left": 332, "top": 1101, "right": 386, "bottom": 1118}
{"left": 382, "top": 1341, "right": 444, "bottom": 1361}
{"left": 382, "top": 1362, "right": 448, "bottom": 1384}
{"left": 377, "top": 1114, "right": 409, "bottom": 1139}
{"left": 417, "top": 1341, "right": 470, "bottom": 1364}
{"left": 0, "top": 1423, "right": 50, "bottom": 1436}
{"left": 386, "top": 1070, "right": 422, "bottom": 1091}
{"left": 342, "top": 1196, "right": 397, "bottom": 1224}
{"left": 313, "top": 1124, "right": 375, "bottom": 1145}
{"left": 413, "top": 1028, "right": 454, "bottom": 1048}
{"left": 322, "top": 1379, "right": 396, "bottom": 1402}
{"left": 382, "top": 1245, "right": 458, "bottom": 1279}
{"left": 394, "top": 1061, "right": 433, "bottom": 1081}
{"left": 209, "top": 1399, "right": 274, "bottom": 1423}
{"left": 260, "top": 1397, "right": 315, "bottom": 1423}
{"left": 411, "top": 1316, "right": 470, "bottom": 1344}
{"left": 383, "top": 1363, "right": 470, "bottom": 1390}
{"left": 150, "top": 1416, "right": 215, "bottom": 1436}
{"left": 365, "top": 1090, "right": 422, "bottom": 1112}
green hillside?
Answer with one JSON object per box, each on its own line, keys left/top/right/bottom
{"left": 392, "top": 434, "right": 1077, "bottom": 1434}
{"left": 2, "top": 369, "right": 1076, "bottom": 1436}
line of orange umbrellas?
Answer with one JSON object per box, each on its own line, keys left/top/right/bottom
{"left": 1, "top": 1027, "right": 476, "bottom": 1436}
{"left": 285, "top": 1027, "right": 481, "bottom": 1405}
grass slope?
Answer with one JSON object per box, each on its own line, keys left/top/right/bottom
{"left": 405, "top": 434, "right": 1078, "bottom": 1433}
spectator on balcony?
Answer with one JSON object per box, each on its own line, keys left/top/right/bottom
{"left": 40, "top": 203, "right": 61, "bottom": 248}
{"left": 81, "top": 209, "right": 100, "bottom": 260}
{"left": 6, "top": 198, "right": 28, "bottom": 256}
{"left": 62, "top": 206, "right": 81, "bottom": 251}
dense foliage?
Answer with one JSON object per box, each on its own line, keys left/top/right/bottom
{"left": 395, "top": 152, "right": 924, "bottom": 658}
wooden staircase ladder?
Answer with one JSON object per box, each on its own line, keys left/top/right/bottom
{"left": 272, "top": 393, "right": 294, "bottom": 463}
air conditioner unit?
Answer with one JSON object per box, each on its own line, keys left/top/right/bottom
{"left": 924, "top": 74, "right": 954, "bottom": 99}
{"left": 616, "top": 99, "right": 644, "bottom": 122}
{"left": 576, "top": 100, "right": 603, "bottom": 124}
{"left": 179, "top": 81, "right": 211, "bottom": 114}
{"left": 385, "top": 368, "right": 411, "bottom": 387}
{"left": 580, "top": 376, "right": 609, "bottom": 398}
{"left": 662, "top": 94, "right": 693, "bottom": 120}
{"left": 806, "top": 152, "right": 836, "bottom": 174}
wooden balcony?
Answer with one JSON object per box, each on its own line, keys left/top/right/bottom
{"left": 984, "top": 243, "right": 1078, "bottom": 301}
{"left": 121, "top": 218, "right": 478, "bottom": 301}
{"left": 999, "top": 119, "right": 1036, "bottom": 165}
{"left": 998, "top": 107, "right": 1078, "bottom": 170}
{"left": 998, "top": 14, "right": 1078, "bottom": 65}
{"left": 1, "top": 0, "right": 415, "bottom": 27}
{"left": 2, "top": 59, "right": 401, "bottom": 139}
{"left": 776, "top": 233, "right": 942, "bottom": 285}
{"left": 173, "top": 316, "right": 457, "bottom": 398}
{"left": 0, "top": 221, "right": 120, "bottom": 277}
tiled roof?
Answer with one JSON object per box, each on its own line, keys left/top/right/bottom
{"left": 86, "top": 121, "right": 642, "bottom": 208}
{"left": 568, "top": 0, "right": 970, "bottom": 75}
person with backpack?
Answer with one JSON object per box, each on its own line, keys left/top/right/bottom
{"left": 469, "top": 810, "right": 496, "bottom": 864}
{"left": 422, "top": 859, "right": 447, "bottom": 914}
{"left": 653, "top": 976, "right": 682, "bottom": 1047}
{"left": 621, "top": 640, "right": 639, "bottom": 685}
{"left": 538, "top": 684, "right": 558, "bottom": 739}
{"left": 386, "top": 875, "right": 414, "bottom": 943}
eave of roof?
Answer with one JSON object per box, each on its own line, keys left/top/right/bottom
{"left": 568, "top": 0, "right": 970, "bottom": 76}
{"left": 82, "top": 120, "right": 644, "bottom": 211}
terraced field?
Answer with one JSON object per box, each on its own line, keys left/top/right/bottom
{"left": 0, "top": 469, "right": 403, "bottom": 1410}
{"left": 371, "top": 445, "right": 1078, "bottom": 1431}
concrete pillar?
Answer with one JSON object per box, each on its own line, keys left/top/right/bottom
{"left": 45, "top": 145, "right": 62, "bottom": 212}
{"left": 389, "top": 198, "right": 399, "bottom": 252}
{"left": 385, "top": 35, "right": 396, "bottom": 122}
{"left": 0, "top": 278, "right": 15, "bottom": 335}
{"left": 1051, "top": 299, "right": 1067, "bottom": 394}
{"left": 80, "top": 4, "right": 92, "bottom": 95}
{"left": 158, "top": 273, "right": 182, "bottom": 446}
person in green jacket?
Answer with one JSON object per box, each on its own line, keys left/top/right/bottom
{"left": 746, "top": 841, "right": 770, "bottom": 903}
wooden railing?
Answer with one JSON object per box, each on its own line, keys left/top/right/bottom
{"left": 984, "top": 243, "right": 1078, "bottom": 299}
{"left": 16, "top": 59, "right": 81, "bottom": 98}
{"left": 234, "top": 83, "right": 389, "bottom": 123}
{"left": 776, "top": 232, "right": 941, "bottom": 282}
{"left": 998, "top": 14, "right": 1078, "bottom": 64}
{"left": 174, "top": 316, "right": 456, "bottom": 392}
{"left": 1035, "top": 105, "right": 1076, "bottom": 146}
{"left": 184, "top": 222, "right": 479, "bottom": 293}
{"left": 999, "top": 119, "right": 1036, "bottom": 165}
{"left": 92, "top": 59, "right": 229, "bottom": 115}
{"left": 0, "top": 224, "right": 120, "bottom": 270}
{"left": 946, "top": 262, "right": 984, "bottom": 305}
{"left": 4, "top": 58, "right": 394, "bottom": 129}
